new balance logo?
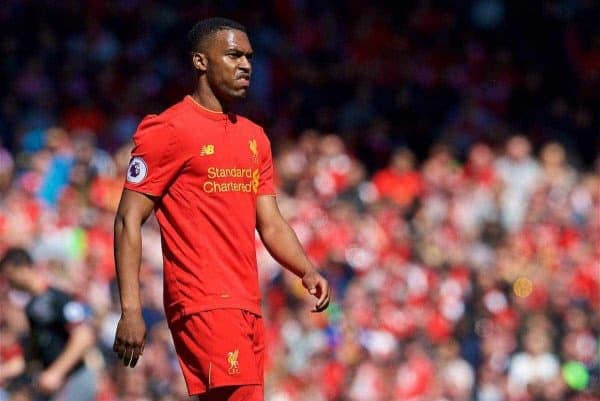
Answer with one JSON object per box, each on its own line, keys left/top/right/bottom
{"left": 200, "top": 145, "right": 215, "bottom": 156}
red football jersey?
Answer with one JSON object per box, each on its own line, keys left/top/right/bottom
{"left": 124, "top": 95, "right": 275, "bottom": 322}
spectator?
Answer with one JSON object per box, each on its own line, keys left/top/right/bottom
{"left": 372, "top": 147, "right": 423, "bottom": 209}
{"left": 1, "top": 2, "right": 599, "bottom": 400}
{"left": 495, "top": 135, "right": 542, "bottom": 231}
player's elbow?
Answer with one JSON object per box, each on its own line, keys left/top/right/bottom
{"left": 257, "top": 218, "right": 289, "bottom": 244}
{"left": 114, "top": 212, "right": 125, "bottom": 234}
{"left": 114, "top": 209, "right": 143, "bottom": 235}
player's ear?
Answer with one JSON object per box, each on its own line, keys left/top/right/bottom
{"left": 193, "top": 52, "right": 208, "bottom": 72}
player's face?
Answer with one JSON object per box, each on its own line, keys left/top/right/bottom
{"left": 206, "top": 29, "right": 253, "bottom": 100}
{"left": 2, "top": 264, "right": 31, "bottom": 291}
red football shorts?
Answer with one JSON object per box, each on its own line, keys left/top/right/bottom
{"left": 169, "top": 309, "right": 265, "bottom": 400}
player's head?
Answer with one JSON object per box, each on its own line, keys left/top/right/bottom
{"left": 0, "top": 247, "right": 36, "bottom": 291}
{"left": 187, "top": 17, "right": 252, "bottom": 101}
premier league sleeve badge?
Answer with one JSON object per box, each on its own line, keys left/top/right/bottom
{"left": 126, "top": 157, "right": 148, "bottom": 184}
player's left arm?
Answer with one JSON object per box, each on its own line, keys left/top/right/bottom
{"left": 256, "top": 195, "right": 331, "bottom": 312}
{"left": 37, "top": 322, "right": 95, "bottom": 394}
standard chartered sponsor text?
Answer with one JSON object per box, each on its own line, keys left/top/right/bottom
{"left": 204, "top": 167, "right": 260, "bottom": 193}
{"left": 207, "top": 167, "right": 252, "bottom": 179}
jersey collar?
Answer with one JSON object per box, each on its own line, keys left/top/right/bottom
{"left": 184, "top": 95, "right": 231, "bottom": 122}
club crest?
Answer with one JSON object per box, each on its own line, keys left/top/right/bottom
{"left": 249, "top": 139, "right": 258, "bottom": 163}
{"left": 227, "top": 349, "right": 240, "bottom": 375}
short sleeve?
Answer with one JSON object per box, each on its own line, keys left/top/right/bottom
{"left": 54, "top": 291, "right": 89, "bottom": 327}
{"left": 124, "top": 116, "right": 184, "bottom": 197}
{"left": 258, "top": 131, "right": 276, "bottom": 196}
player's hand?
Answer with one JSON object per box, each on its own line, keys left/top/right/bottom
{"left": 302, "top": 269, "right": 331, "bottom": 313}
{"left": 37, "top": 368, "right": 65, "bottom": 395}
{"left": 113, "top": 310, "right": 146, "bottom": 368}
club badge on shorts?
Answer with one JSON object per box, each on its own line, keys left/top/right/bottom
{"left": 127, "top": 157, "right": 148, "bottom": 184}
{"left": 227, "top": 349, "right": 240, "bottom": 375}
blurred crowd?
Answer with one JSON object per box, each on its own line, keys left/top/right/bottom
{"left": 1, "top": 1, "right": 599, "bottom": 401}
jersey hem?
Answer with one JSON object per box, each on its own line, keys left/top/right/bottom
{"left": 123, "top": 184, "right": 161, "bottom": 197}
{"left": 165, "top": 296, "right": 262, "bottom": 324}
{"left": 188, "top": 380, "right": 262, "bottom": 396}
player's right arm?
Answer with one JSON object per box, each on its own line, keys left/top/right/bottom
{"left": 113, "top": 189, "right": 156, "bottom": 368}
{"left": 113, "top": 117, "right": 183, "bottom": 367}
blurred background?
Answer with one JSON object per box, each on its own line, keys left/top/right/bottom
{"left": 1, "top": 1, "right": 599, "bottom": 401}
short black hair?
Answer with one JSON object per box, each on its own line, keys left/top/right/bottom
{"left": 187, "top": 17, "right": 247, "bottom": 53}
{"left": 0, "top": 247, "right": 33, "bottom": 270}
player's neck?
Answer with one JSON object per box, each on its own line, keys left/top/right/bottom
{"left": 191, "top": 88, "right": 230, "bottom": 114}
